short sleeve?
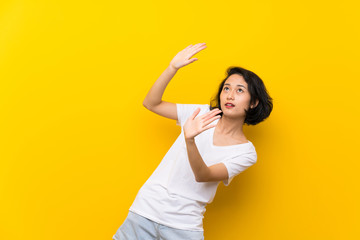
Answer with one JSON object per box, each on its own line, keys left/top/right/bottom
{"left": 176, "top": 103, "right": 209, "bottom": 127}
{"left": 221, "top": 151, "right": 257, "bottom": 186}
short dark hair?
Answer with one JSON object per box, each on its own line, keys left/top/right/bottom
{"left": 210, "top": 66, "right": 273, "bottom": 126}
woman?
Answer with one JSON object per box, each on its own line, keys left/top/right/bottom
{"left": 113, "top": 43, "right": 273, "bottom": 240}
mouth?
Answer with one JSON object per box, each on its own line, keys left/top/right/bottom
{"left": 224, "top": 103, "right": 235, "bottom": 108}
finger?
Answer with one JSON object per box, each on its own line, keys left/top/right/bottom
{"left": 188, "top": 58, "right": 198, "bottom": 63}
{"left": 189, "top": 45, "right": 207, "bottom": 55}
{"left": 191, "top": 107, "right": 201, "bottom": 119}
{"left": 188, "top": 43, "right": 206, "bottom": 51}
{"left": 182, "top": 45, "right": 194, "bottom": 53}
{"left": 192, "top": 43, "right": 206, "bottom": 50}
{"left": 201, "top": 108, "right": 222, "bottom": 120}
{"left": 201, "top": 109, "right": 221, "bottom": 122}
{"left": 203, "top": 123, "right": 217, "bottom": 131}
{"left": 193, "top": 43, "right": 206, "bottom": 48}
{"left": 203, "top": 115, "right": 221, "bottom": 127}
{"left": 195, "top": 43, "right": 207, "bottom": 49}
{"left": 189, "top": 43, "right": 201, "bottom": 48}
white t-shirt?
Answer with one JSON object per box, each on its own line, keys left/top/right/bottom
{"left": 129, "top": 103, "right": 257, "bottom": 231}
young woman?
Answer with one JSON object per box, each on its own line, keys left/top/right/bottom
{"left": 113, "top": 43, "right": 273, "bottom": 240}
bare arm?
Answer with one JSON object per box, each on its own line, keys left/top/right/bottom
{"left": 183, "top": 108, "right": 228, "bottom": 182}
{"left": 142, "top": 43, "right": 207, "bottom": 120}
{"left": 142, "top": 65, "right": 178, "bottom": 109}
{"left": 185, "top": 138, "right": 229, "bottom": 183}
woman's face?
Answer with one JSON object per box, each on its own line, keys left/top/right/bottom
{"left": 219, "top": 74, "right": 252, "bottom": 119}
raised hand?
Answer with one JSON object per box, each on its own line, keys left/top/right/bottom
{"left": 169, "top": 43, "right": 207, "bottom": 70}
{"left": 183, "top": 108, "right": 222, "bottom": 140}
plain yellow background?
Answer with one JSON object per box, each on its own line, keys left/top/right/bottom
{"left": 1, "top": 0, "right": 359, "bottom": 239}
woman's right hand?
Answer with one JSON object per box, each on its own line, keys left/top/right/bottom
{"left": 169, "top": 43, "right": 207, "bottom": 70}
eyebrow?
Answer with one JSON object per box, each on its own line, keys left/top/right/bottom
{"left": 224, "top": 83, "right": 247, "bottom": 89}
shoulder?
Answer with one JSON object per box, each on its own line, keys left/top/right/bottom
{"left": 231, "top": 141, "right": 257, "bottom": 162}
{"left": 176, "top": 103, "right": 211, "bottom": 116}
{"left": 176, "top": 103, "right": 210, "bottom": 126}
{"left": 242, "top": 142, "right": 258, "bottom": 162}
{"left": 176, "top": 103, "right": 210, "bottom": 111}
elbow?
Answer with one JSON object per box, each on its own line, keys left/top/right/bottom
{"left": 195, "top": 167, "right": 210, "bottom": 182}
{"left": 195, "top": 176, "right": 205, "bottom": 183}
{"left": 143, "top": 100, "right": 163, "bottom": 111}
{"left": 143, "top": 101, "right": 151, "bottom": 110}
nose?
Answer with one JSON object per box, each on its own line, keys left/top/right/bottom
{"left": 227, "top": 90, "right": 235, "bottom": 100}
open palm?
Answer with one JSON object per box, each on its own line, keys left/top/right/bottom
{"left": 183, "top": 108, "right": 222, "bottom": 140}
{"left": 170, "top": 43, "right": 207, "bottom": 70}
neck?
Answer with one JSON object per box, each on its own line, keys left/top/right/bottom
{"left": 216, "top": 114, "right": 245, "bottom": 138}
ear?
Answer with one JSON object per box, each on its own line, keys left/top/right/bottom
{"left": 251, "top": 99, "right": 259, "bottom": 108}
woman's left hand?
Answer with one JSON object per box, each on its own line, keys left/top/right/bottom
{"left": 183, "top": 108, "right": 222, "bottom": 140}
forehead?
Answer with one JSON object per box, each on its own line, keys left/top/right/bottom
{"left": 224, "top": 74, "right": 247, "bottom": 87}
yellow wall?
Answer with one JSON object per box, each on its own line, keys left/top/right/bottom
{"left": 1, "top": 0, "right": 359, "bottom": 239}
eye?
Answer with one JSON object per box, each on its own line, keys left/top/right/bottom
{"left": 223, "top": 87, "right": 243, "bottom": 92}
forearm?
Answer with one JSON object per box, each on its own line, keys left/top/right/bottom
{"left": 184, "top": 137, "right": 209, "bottom": 182}
{"left": 143, "top": 65, "right": 178, "bottom": 108}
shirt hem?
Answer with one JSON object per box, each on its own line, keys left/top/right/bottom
{"left": 128, "top": 207, "right": 204, "bottom": 232}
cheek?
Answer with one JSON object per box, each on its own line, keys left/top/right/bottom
{"left": 219, "top": 93, "right": 224, "bottom": 101}
{"left": 236, "top": 98, "right": 250, "bottom": 108}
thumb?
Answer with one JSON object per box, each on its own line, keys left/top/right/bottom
{"left": 189, "top": 58, "right": 198, "bottom": 63}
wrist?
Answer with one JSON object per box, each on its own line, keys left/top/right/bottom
{"left": 168, "top": 64, "right": 179, "bottom": 72}
{"left": 185, "top": 136, "right": 195, "bottom": 142}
